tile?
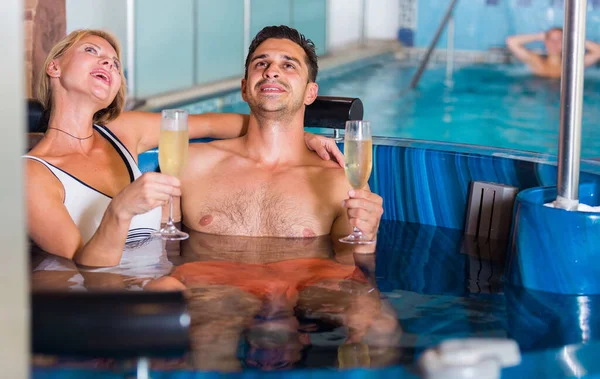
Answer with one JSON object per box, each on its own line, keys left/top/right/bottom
{"left": 399, "top": 0, "right": 417, "bottom": 29}
{"left": 550, "top": 0, "right": 564, "bottom": 7}
{"left": 397, "top": 28, "right": 414, "bottom": 47}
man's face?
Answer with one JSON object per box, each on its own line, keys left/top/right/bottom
{"left": 242, "top": 38, "right": 318, "bottom": 117}
{"left": 545, "top": 29, "right": 563, "bottom": 56}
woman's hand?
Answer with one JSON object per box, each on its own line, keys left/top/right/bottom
{"left": 109, "top": 172, "right": 181, "bottom": 220}
{"left": 304, "top": 132, "right": 345, "bottom": 167}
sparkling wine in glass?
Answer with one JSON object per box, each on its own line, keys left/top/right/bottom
{"left": 340, "top": 120, "right": 375, "bottom": 245}
{"left": 152, "top": 109, "right": 189, "bottom": 241}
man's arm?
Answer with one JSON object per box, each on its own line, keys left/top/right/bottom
{"left": 585, "top": 40, "right": 600, "bottom": 67}
{"left": 506, "top": 32, "right": 545, "bottom": 67}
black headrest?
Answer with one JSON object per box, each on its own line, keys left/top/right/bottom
{"left": 31, "top": 291, "right": 190, "bottom": 358}
{"left": 27, "top": 99, "right": 45, "bottom": 133}
{"left": 304, "top": 96, "right": 363, "bottom": 129}
{"left": 27, "top": 96, "right": 363, "bottom": 132}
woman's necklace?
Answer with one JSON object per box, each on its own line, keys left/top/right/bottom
{"left": 46, "top": 127, "right": 94, "bottom": 140}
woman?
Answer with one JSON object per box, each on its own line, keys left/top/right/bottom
{"left": 25, "top": 29, "right": 342, "bottom": 268}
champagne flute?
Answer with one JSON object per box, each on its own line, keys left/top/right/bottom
{"left": 152, "top": 109, "right": 189, "bottom": 240}
{"left": 338, "top": 342, "right": 370, "bottom": 368}
{"left": 340, "top": 120, "right": 375, "bottom": 245}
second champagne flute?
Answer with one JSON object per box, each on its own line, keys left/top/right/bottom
{"left": 152, "top": 109, "right": 189, "bottom": 240}
{"left": 340, "top": 120, "right": 375, "bottom": 244}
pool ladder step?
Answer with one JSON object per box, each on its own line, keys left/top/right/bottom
{"left": 465, "top": 181, "right": 518, "bottom": 241}
{"left": 463, "top": 182, "right": 519, "bottom": 294}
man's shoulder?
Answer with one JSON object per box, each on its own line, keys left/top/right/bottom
{"left": 300, "top": 155, "right": 350, "bottom": 192}
{"left": 189, "top": 138, "right": 243, "bottom": 155}
{"left": 186, "top": 138, "right": 245, "bottom": 169}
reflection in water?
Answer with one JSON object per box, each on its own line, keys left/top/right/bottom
{"left": 375, "top": 221, "right": 482, "bottom": 296}
{"left": 30, "top": 229, "right": 401, "bottom": 371}
{"left": 505, "top": 284, "right": 600, "bottom": 353}
{"left": 337, "top": 342, "right": 370, "bottom": 369}
{"left": 30, "top": 220, "right": 600, "bottom": 373}
{"left": 374, "top": 221, "right": 507, "bottom": 351}
{"left": 560, "top": 345, "right": 588, "bottom": 378}
{"left": 154, "top": 230, "right": 402, "bottom": 371}
{"left": 31, "top": 237, "right": 172, "bottom": 291}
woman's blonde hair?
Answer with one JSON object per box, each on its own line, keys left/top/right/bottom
{"left": 37, "top": 29, "right": 127, "bottom": 125}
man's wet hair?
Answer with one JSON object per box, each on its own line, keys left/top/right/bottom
{"left": 244, "top": 25, "right": 319, "bottom": 82}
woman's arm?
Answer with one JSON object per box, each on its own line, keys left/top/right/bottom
{"left": 111, "top": 110, "right": 344, "bottom": 166}
{"left": 26, "top": 160, "right": 129, "bottom": 266}
{"left": 26, "top": 161, "right": 180, "bottom": 267}
{"left": 110, "top": 111, "right": 249, "bottom": 155}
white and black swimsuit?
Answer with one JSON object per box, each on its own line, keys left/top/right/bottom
{"left": 24, "top": 124, "right": 161, "bottom": 243}
{"left": 25, "top": 125, "right": 171, "bottom": 286}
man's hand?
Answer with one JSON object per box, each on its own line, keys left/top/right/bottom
{"left": 304, "top": 132, "right": 345, "bottom": 167}
{"left": 342, "top": 189, "right": 383, "bottom": 241}
{"left": 505, "top": 32, "right": 545, "bottom": 66}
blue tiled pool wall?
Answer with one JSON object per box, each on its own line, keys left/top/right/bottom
{"left": 369, "top": 142, "right": 600, "bottom": 229}
{"left": 139, "top": 138, "right": 600, "bottom": 230}
{"left": 398, "top": 0, "right": 600, "bottom": 53}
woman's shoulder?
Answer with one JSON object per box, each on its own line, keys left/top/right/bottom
{"left": 23, "top": 154, "right": 64, "bottom": 201}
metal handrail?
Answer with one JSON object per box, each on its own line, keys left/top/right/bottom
{"left": 556, "top": 0, "right": 587, "bottom": 209}
{"left": 409, "top": 0, "right": 460, "bottom": 89}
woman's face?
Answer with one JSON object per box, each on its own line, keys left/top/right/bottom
{"left": 50, "top": 35, "right": 122, "bottom": 109}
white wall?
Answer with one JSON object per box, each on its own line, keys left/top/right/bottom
{"left": 66, "top": 0, "right": 128, "bottom": 63}
{"left": 65, "top": 0, "right": 399, "bottom": 82}
{"left": 0, "top": 0, "right": 27, "bottom": 377}
{"left": 327, "top": 0, "right": 363, "bottom": 51}
{"left": 366, "top": 0, "right": 399, "bottom": 39}
{"left": 327, "top": 0, "right": 399, "bottom": 51}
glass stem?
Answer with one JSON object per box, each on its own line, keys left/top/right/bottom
{"left": 166, "top": 195, "right": 174, "bottom": 227}
{"left": 353, "top": 227, "right": 362, "bottom": 235}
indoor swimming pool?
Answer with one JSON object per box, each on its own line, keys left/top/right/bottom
{"left": 181, "top": 54, "right": 600, "bottom": 158}
{"left": 31, "top": 56, "right": 600, "bottom": 378}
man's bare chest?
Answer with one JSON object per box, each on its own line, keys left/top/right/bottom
{"left": 182, "top": 171, "right": 339, "bottom": 237}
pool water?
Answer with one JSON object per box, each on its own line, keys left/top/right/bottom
{"left": 327, "top": 60, "right": 600, "bottom": 158}
{"left": 184, "top": 57, "right": 600, "bottom": 157}
{"left": 31, "top": 220, "right": 600, "bottom": 375}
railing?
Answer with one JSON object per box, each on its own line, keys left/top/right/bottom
{"left": 556, "top": 0, "right": 587, "bottom": 209}
{"left": 409, "top": 0, "right": 460, "bottom": 89}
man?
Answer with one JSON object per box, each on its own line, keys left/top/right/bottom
{"left": 179, "top": 25, "right": 383, "bottom": 241}
{"left": 150, "top": 28, "right": 390, "bottom": 367}
{"left": 506, "top": 27, "right": 600, "bottom": 78}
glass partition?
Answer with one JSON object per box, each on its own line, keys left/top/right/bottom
{"left": 134, "top": 0, "right": 327, "bottom": 97}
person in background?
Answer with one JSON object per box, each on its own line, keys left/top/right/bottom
{"left": 506, "top": 27, "right": 600, "bottom": 78}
